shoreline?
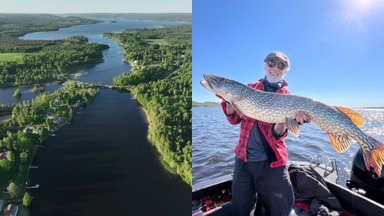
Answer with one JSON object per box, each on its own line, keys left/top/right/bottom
{"left": 130, "top": 89, "right": 183, "bottom": 179}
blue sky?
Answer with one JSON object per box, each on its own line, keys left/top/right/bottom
{"left": 193, "top": 0, "right": 384, "bottom": 107}
{"left": 0, "top": 0, "right": 191, "bottom": 13}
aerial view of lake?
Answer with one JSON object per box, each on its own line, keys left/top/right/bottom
{"left": 0, "top": 19, "right": 190, "bottom": 215}
{"left": 192, "top": 107, "right": 384, "bottom": 186}
{"left": 0, "top": 19, "right": 180, "bottom": 104}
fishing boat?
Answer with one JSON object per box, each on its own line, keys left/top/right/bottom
{"left": 192, "top": 150, "right": 384, "bottom": 216}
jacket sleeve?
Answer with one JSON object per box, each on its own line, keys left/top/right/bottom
{"left": 221, "top": 100, "right": 242, "bottom": 125}
{"left": 260, "top": 123, "right": 289, "bottom": 148}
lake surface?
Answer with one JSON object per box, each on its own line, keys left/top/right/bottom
{"left": 192, "top": 107, "right": 384, "bottom": 186}
{"left": 1, "top": 19, "right": 190, "bottom": 215}
{"left": 29, "top": 90, "right": 190, "bottom": 216}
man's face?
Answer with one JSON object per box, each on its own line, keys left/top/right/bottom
{"left": 264, "top": 59, "right": 288, "bottom": 82}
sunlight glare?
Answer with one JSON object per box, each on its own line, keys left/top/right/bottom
{"left": 349, "top": 0, "right": 381, "bottom": 12}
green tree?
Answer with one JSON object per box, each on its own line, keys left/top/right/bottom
{"left": 6, "top": 151, "right": 14, "bottom": 162}
{"left": 20, "top": 151, "right": 29, "bottom": 163}
{"left": 23, "top": 192, "right": 33, "bottom": 206}
{"left": 7, "top": 182, "right": 19, "bottom": 198}
{"left": 13, "top": 87, "right": 22, "bottom": 97}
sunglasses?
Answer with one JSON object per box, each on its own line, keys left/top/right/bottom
{"left": 267, "top": 59, "right": 287, "bottom": 70}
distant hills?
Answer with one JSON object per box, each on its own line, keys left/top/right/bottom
{"left": 192, "top": 101, "right": 221, "bottom": 107}
{"left": 0, "top": 14, "right": 99, "bottom": 37}
{"left": 63, "top": 13, "right": 192, "bottom": 22}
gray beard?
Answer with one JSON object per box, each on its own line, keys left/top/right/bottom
{"left": 266, "top": 73, "right": 285, "bottom": 83}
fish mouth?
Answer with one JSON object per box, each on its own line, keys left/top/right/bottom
{"left": 203, "top": 74, "right": 219, "bottom": 87}
{"left": 203, "top": 74, "right": 218, "bottom": 83}
{"left": 200, "top": 74, "right": 217, "bottom": 91}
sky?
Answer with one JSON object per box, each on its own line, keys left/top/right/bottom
{"left": 193, "top": 0, "right": 384, "bottom": 108}
{"left": 0, "top": 0, "right": 191, "bottom": 13}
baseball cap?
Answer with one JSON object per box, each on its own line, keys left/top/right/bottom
{"left": 264, "top": 51, "right": 290, "bottom": 68}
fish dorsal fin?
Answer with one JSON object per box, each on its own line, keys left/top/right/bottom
{"left": 327, "top": 133, "right": 352, "bottom": 153}
{"left": 286, "top": 118, "right": 300, "bottom": 137}
{"left": 334, "top": 106, "right": 365, "bottom": 127}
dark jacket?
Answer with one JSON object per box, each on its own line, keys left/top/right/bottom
{"left": 288, "top": 164, "right": 343, "bottom": 216}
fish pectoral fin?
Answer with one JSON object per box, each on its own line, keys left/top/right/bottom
{"left": 327, "top": 133, "right": 352, "bottom": 153}
{"left": 334, "top": 106, "right": 365, "bottom": 127}
{"left": 286, "top": 118, "right": 300, "bottom": 137}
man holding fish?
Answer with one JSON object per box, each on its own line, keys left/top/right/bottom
{"left": 201, "top": 51, "right": 384, "bottom": 216}
{"left": 219, "top": 51, "right": 309, "bottom": 215}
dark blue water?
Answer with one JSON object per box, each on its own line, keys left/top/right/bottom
{"left": 29, "top": 90, "right": 190, "bottom": 216}
{"left": 0, "top": 20, "right": 190, "bottom": 215}
{"left": 192, "top": 107, "right": 384, "bottom": 186}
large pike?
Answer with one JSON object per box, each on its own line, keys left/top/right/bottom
{"left": 201, "top": 74, "right": 384, "bottom": 176}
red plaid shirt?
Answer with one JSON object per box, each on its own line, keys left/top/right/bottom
{"left": 221, "top": 78, "right": 290, "bottom": 168}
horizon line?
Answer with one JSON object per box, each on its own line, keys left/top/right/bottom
{"left": 0, "top": 12, "right": 192, "bottom": 14}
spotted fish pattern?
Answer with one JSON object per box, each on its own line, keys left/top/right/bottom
{"left": 201, "top": 74, "right": 384, "bottom": 176}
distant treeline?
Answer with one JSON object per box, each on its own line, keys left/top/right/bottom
{"left": 0, "top": 14, "right": 99, "bottom": 38}
{"left": 192, "top": 101, "right": 221, "bottom": 107}
{"left": 110, "top": 25, "right": 192, "bottom": 185}
{"left": 0, "top": 14, "right": 100, "bottom": 53}
{"left": 68, "top": 13, "right": 192, "bottom": 22}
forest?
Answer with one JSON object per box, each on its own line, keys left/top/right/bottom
{"left": 0, "top": 36, "right": 109, "bottom": 87}
{"left": 109, "top": 25, "right": 192, "bottom": 185}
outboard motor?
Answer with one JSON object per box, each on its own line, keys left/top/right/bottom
{"left": 347, "top": 149, "right": 384, "bottom": 205}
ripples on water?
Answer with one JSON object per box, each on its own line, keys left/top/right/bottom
{"left": 192, "top": 107, "right": 384, "bottom": 186}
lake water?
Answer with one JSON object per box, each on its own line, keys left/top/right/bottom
{"left": 1, "top": 19, "right": 190, "bottom": 215}
{"left": 29, "top": 90, "right": 190, "bottom": 215}
{"left": 192, "top": 107, "right": 384, "bottom": 186}
{"left": 0, "top": 19, "right": 180, "bottom": 104}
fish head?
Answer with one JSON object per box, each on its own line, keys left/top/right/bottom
{"left": 201, "top": 74, "right": 245, "bottom": 103}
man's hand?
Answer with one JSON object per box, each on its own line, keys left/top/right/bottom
{"left": 225, "top": 102, "right": 235, "bottom": 115}
{"left": 274, "top": 122, "right": 287, "bottom": 136}
{"left": 274, "top": 112, "right": 311, "bottom": 136}
{"left": 295, "top": 111, "right": 311, "bottom": 125}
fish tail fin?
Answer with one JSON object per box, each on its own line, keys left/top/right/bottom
{"left": 362, "top": 139, "right": 384, "bottom": 176}
{"left": 371, "top": 140, "right": 384, "bottom": 176}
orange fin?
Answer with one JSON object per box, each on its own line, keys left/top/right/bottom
{"left": 370, "top": 141, "right": 384, "bottom": 176}
{"left": 327, "top": 133, "right": 352, "bottom": 153}
{"left": 334, "top": 106, "right": 365, "bottom": 127}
